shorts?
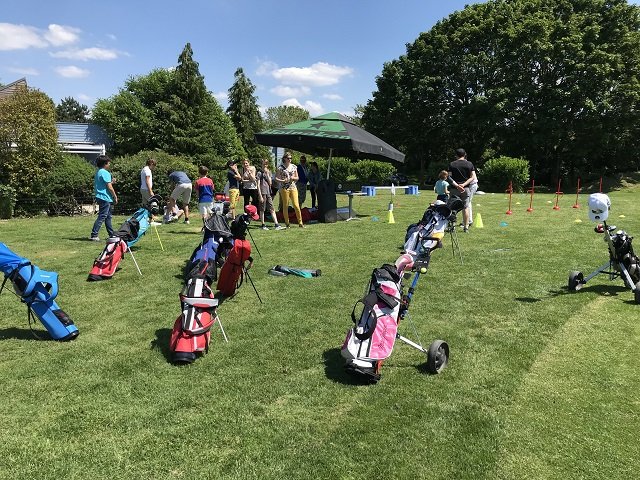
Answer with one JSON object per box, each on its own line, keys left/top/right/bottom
{"left": 171, "top": 183, "right": 192, "bottom": 204}
{"left": 259, "top": 193, "right": 274, "bottom": 214}
{"left": 198, "top": 202, "right": 214, "bottom": 216}
{"left": 140, "top": 189, "right": 152, "bottom": 203}
{"left": 229, "top": 188, "right": 240, "bottom": 209}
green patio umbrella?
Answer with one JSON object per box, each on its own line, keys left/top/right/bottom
{"left": 254, "top": 112, "right": 405, "bottom": 179}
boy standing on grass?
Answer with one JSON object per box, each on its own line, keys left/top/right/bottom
{"left": 195, "top": 166, "right": 215, "bottom": 220}
{"left": 90, "top": 155, "right": 118, "bottom": 241}
{"left": 434, "top": 170, "right": 450, "bottom": 202}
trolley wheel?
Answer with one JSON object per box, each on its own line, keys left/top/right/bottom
{"left": 568, "top": 271, "right": 584, "bottom": 291}
{"left": 426, "top": 340, "right": 449, "bottom": 374}
{"left": 635, "top": 282, "right": 640, "bottom": 305}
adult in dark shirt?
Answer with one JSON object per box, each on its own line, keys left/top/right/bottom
{"left": 448, "top": 148, "right": 477, "bottom": 232}
{"left": 296, "top": 155, "right": 309, "bottom": 206}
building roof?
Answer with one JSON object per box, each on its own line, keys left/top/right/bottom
{"left": 56, "top": 122, "right": 113, "bottom": 147}
{"left": 0, "top": 78, "right": 28, "bottom": 100}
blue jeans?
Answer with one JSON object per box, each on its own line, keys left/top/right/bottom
{"left": 91, "top": 199, "right": 114, "bottom": 238}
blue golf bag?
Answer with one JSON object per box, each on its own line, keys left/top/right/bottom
{"left": 185, "top": 237, "right": 220, "bottom": 285}
{"left": 0, "top": 243, "right": 78, "bottom": 341}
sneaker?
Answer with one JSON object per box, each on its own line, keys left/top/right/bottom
{"left": 89, "top": 236, "right": 100, "bottom": 241}
{"left": 299, "top": 224, "right": 305, "bottom": 228}
{"left": 463, "top": 226, "right": 469, "bottom": 233}
{"left": 274, "top": 225, "right": 285, "bottom": 231}
{"left": 286, "top": 225, "right": 291, "bottom": 229}
{"left": 183, "top": 219, "right": 190, "bottom": 224}
{"left": 261, "top": 225, "right": 269, "bottom": 230}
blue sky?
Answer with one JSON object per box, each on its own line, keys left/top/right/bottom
{"left": 1, "top": 0, "right": 482, "bottom": 117}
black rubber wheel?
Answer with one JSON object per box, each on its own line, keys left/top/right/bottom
{"left": 426, "top": 340, "right": 449, "bottom": 374}
{"left": 635, "top": 282, "right": 640, "bottom": 305}
{"left": 568, "top": 271, "right": 584, "bottom": 291}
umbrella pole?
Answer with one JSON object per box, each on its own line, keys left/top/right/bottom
{"left": 326, "top": 148, "right": 333, "bottom": 180}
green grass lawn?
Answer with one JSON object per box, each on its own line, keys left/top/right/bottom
{"left": 1, "top": 188, "right": 639, "bottom": 480}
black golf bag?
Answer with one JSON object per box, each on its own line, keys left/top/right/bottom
{"left": 0, "top": 242, "right": 78, "bottom": 340}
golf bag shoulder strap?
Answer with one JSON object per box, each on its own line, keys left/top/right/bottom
{"left": 180, "top": 276, "right": 216, "bottom": 310}
{"left": 351, "top": 292, "right": 380, "bottom": 341}
{"left": 7, "top": 262, "right": 59, "bottom": 301}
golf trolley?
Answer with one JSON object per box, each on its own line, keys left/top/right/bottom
{"left": 395, "top": 245, "right": 450, "bottom": 375}
{"left": 342, "top": 202, "right": 454, "bottom": 383}
{"left": 568, "top": 193, "right": 640, "bottom": 304}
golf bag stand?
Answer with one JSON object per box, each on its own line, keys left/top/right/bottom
{"left": 568, "top": 194, "right": 640, "bottom": 304}
{"left": 0, "top": 243, "right": 79, "bottom": 341}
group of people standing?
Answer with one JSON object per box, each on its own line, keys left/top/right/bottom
{"left": 226, "top": 152, "right": 322, "bottom": 230}
{"left": 90, "top": 155, "right": 217, "bottom": 240}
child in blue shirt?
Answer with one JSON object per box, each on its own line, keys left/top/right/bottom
{"left": 434, "top": 170, "right": 450, "bottom": 202}
{"left": 90, "top": 155, "right": 118, "bottom": 241}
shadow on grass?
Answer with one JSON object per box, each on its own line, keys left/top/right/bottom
{"left": 515, "top": 297, "right": 542, "bottom": 303}
{"left": 322, "top": 347, "right": 374, "bottom": 385}
{"left": 0, "top": 327, "right": 45, "bottom": 341}
{"left": 151, "top": 328, "right": 173, "bottom": 362}
{"left": 549, "top": 283, "right": 629, "bottom": 299}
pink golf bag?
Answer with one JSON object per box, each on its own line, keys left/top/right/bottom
{"left": 341, "top": 263, "right": 404, "bottom": 383}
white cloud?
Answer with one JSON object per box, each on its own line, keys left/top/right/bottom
{"left": 107, "top": 33, "right": 117, "bottom": 41}
{"left": 322, "top": 93, "right": 343, "bottom": 101}
{"left": 0, "top": 23, "right": 47, "bottom": 50}
{"left": 8, "top": 66, "right": 39, "bottom": 76}
{"left": 256, "top": 60, "right": 278, "bottom": 76}
{"left": 77, "top": 93, "right": 92, "bottom": 102}
{"left": 213, "top": 91, "right": 228, "bottom": 103}
{"left": 270, "top": 85, "right": 311, "bottom": 97}
{"left": 0, "top": 22, "right": 80, "bottom": 51}
{"left": 55, "top": 65, "right": 90, "bottom": 78}
{"left": 282, "top": 98, "right": 324, "bottom": 116}
{"left": 272, "top": 62, "right": 353, "bottom": 87}
{"left": 44, "top": 24, "right": 80, "bottom": 46}
{"left": 51, "top": 47, "right": 119, "bottom": 61}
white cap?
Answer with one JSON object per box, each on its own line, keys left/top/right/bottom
{"left": 588, "top": 193, "right": 611, "bottom": 222}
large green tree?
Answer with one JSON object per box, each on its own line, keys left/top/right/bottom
{"left": 92, "top": 44, "right": 243, "bottom": 159}
{"left": 226, "top": 67, "right": 269, "bottom": 159}
{"left": 55, "top": 96, "right": 90, "bottom": 123}
{"left": 262, "top": 105, "right": 310, "bottom": 129}
{"left": 0, "top": 86, "right": 60, "bottom": 203}
{"left": 362, "top": 0, "right": 640, "bottom": 183}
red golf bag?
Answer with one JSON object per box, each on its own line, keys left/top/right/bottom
{"left": 216, "top": 239, "right": 252, "bottom": 297}
{"left": 88, "top": 238, "right": 128, "bottom": 281}
{"left": 169, "top": 275, "right": 220, "bottom": 364}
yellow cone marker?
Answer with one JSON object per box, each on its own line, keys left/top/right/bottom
{"left": 387, "top": 201, "right": 395, "bottom": 224}
{"left": 574, "top": 218, "right": 582, "bottom": 223}
{"left": 475, "top": 213, "right": 484, "bottom": 228}
{"left": 619, "top": 214, "right": 626, "bottom": 218}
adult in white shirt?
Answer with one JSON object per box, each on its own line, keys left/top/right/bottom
{"left": 140, "top": 158, "right": 157, "bottom": 203}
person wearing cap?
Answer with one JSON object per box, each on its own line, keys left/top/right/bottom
{"left": 227, "top": 160, "right": 242, "bottom": 219}
{"left": 448, "top": 148, "right": 477, "bottom": 232}
{"left": 275, "top": 152, "right": 304, "bottom": 228}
